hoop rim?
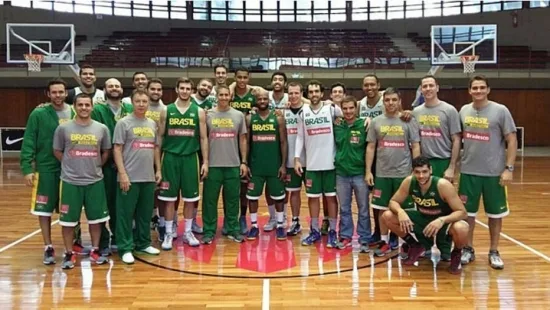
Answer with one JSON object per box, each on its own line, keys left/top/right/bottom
{"left": 24, "top": 53, "right": 45, "bottom": 61}
{"left": 460, "top": 55, "right": 480, "bottom": 62}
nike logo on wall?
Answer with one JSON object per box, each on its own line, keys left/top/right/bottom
{"left": 5, "top": 137, "right": 23, "bottom": 145}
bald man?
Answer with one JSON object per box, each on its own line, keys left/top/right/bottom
{"left": 91, "top": 78, "right": 134, "bottom": 255}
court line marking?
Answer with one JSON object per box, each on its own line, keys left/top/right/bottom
{"left": 0, "top": 220, "right": 59, "bottom": 253}
{"left": 476, "top": 219, "right": 550, "bottom": 263}
{"left": 511, "top": 182, "right": 550, "bottom": 185}
{"left": 262, "top": 279, "right": 270, "bottom": 310}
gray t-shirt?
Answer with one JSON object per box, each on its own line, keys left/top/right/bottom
{"left": 53, "top": 120, "right": 112, "bottom": 186}
{"left": 412, "top": 100, "right": 461, "bottom": 159}
{"left": 56, "top": 104, "right": 73, "bottom": 125}
{"left": 206, "top": 107, "right": 247, "bottom": 167}
{"left": 367, "top": 114, "right": 420, "bottom": 178}
{"left": 459, "top": 101, "right": 516, "bottom": 176}
{"left": 113, "top": 114, "right": 158, "bottom": 182}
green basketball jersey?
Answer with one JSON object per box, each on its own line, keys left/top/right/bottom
{"left": 191, "top": 95, "right": 216, "bottom": 110}
{"left": 249, "top": 112, "right": 281, "bottom": 176}
{"left": 409, "top": 176, "right": 452, "bottom": 217}
{"left": 162, "top": 103, "right": 200, "bottom": 155}
{"left": 231, "top": 90, "right": 256, "bottom": 114}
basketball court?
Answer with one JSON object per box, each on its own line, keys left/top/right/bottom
{"left": 1, "top": 18, "right": 550, "bottom": 310}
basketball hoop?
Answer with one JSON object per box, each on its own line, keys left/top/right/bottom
{"left": 460, "top": 55, "right": 479, "bottom": 74}
{"left": 24, "top": 54, "right": 44, "bottom": 72}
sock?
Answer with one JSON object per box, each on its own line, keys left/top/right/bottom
{"left": 45, "top": 244, "right": 53, "bottom": 250}
{"left": 328, "top": 218, "right": 337, "bottom": 231}
{"left": 267, "top": 205, "right": 275, "bottom": 219}
{"left": 403, "top": 233, "right": 419, "bottom": 245}
{"left": 292, "top": 216, "right": 299, "bottom": 222}
{"left": 159, "top": 216, "right": 165, "bottom": 227}
{"left": 166, "top": 220, "right": 173, "bottom": 235}
{"left": 250, "top": 213, "right": 258, "bottom": 227}
{"left": 311, "top": 218, "right": 319, "bottom": 231}
{"left": 283, "top": 203, "right": 288, "bottom": 217}
{"left": 173, "top": 213, "right": 178, "bottom": 223}
{"left": 185, "top": 219, "right": 192, "bottom": 233}
{"left": 381, "top": 234, "right": 389, "bottom": 243}
{"left": 192, "top": 208, "right": 198, "bottom": 219}
{"left": 276, "top": 211, "right": 284, "bottom": 227}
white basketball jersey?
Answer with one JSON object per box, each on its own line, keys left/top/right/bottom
{"left": 285, "top": 105, "right": 307, "bottom": 168}
{"left": 74, "top": 87, "right": 105, "bottom": 105}
{"left": 269, "top": 91, "right": 288, "bottom": 110}
{"left": 359, "top": 95, "right": 384, "bottom": 119}
{"left": 298, "top": 104, "right": 336, "bottom": 171}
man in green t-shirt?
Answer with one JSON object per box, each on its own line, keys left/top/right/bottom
{"left": 333, "top": 96, "right": 372, "bottom": 252}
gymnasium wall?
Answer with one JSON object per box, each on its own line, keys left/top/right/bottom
{"left": 1, "top": 87, "right": 548, "bottom": 146}
{"left": 0, "top": 6, "right": 549, "bottom": 50}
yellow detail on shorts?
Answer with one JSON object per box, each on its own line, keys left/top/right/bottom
{"left": 132, "top": 126, "right": 155, "bottom": 137}
{"left": 169, "top": 118, "right": 195, "bottom": 126}
{"left": 30, "top": 172, "right": 39, "bottom": 211}
{"left": 70, "top": 133, "right": 98, "bottom": 145}
{"left": 380, "top": 125, "right": 404, "bottom": 136}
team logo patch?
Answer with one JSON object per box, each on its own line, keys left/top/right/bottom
{"left": 306, "top": 179, "right": 313, "bottom": 188}
{"left": 247, "top": 182, "right": 255, "bottom": 190}
{"left": 160, "top": 182, "right": 170, "bottom": 190}
{"left": 459, "top": 194, "right": 468, "bottom": 204}
{"left": 373, "top": 189, "right": 382, "bottom": 198}
{"left": 285, "top": 174, "right": 292, "bottom": 182}
{"left": 60, "top": 204, "right": 69, "bottom": 214}
{"left": 350, "top": 136, "right": 359, "bottom": 144}
{"left": 36, "top": 195, "right": 49, "bottom": 205}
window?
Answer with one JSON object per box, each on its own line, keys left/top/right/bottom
{"left": 34, "top": 1, "right": 54, "bottom": 10}
{"left": 463, "top": 0, "right": 481, "bottom": 14}
{"left": 443, "top": 1, "right": 460, "bottom": 16}
{"left": 482, "top": 0, "right": 501, "bottom": 12}
{"left": 369, "top": 0, "right": 385, "bottom": 20}
{"left": 351, "top": 0, "right": 368, "bottom": 20}
{"left": 193, "top": 0, "right": 208, "bottom": 20}
{"left": 246, "top": 1, "right": 261, "bottom": 22}
{"left": 113, "top": 1, "right": 131, "bottom": 16}
{"left": 171, "top": 1, "right": 186, "bottom": 20}
{"left": 331, "top": 0, "right": 347, "bottom": 22}
{"left": 152, "top": 1, "right": 169, "bottom": 19}
{"left": 54, "top": 0, "right": 73, "bottom": 13}
{"left": 388, "top": 0, "right": 404, "bottom": 19}
{"left": 424, "top": 0, "right": 441, "bottom": 17}
{"left": 279, "top": 0, "right": 295, "bottom": 22}
{"left": 75, "top": 0, "right": 93, "bottom": 14}
{"left": 503, "top": 1, "right": 522, "bottom": 10}
{"left": 530, "top": 0, "right": 549, "bottom": 7}
{"left": 406, "top": 0, "right": 423, "bottom": 18}
{"left": 228, "top": 1, "right": 244, "bottom": 22}
{"left": 11, "top": 1, "right": 31, "bottom": 8}
{"left": 263, "top": 1, "right": 278, "bottom": 22}
{"left": 211, "top": 0, "right": 226, "bottom": 21}
{"left": 313, "top": 0, "right": 329, "bottom": 22}
{"left": 296, "top": 0, "right": 311, "bottom": 22}
{"left": 94, "top": 0, "right": 113, "bottom": 15}
{"left": 132, "top": 0, "right": 150, "bottom": 18}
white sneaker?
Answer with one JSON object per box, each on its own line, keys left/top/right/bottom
{"left": 162, "top": 233, "right": 173, "bottom": 251}
{"left": 263, "top": 218, "right": 277, "bottom": 232}
{"left": 122, "top": 252, "right": 134, "bottom": 264}
{"left": 138, "top": 246, "right": 160, "bottom": 255}
{"left": 183, "top": 231, "right": 200, "bottom": 247}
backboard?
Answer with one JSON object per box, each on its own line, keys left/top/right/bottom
{"left": 6, "top": 23, "right": 75, "bottom": 65}
{"left": 430, "top": 24, "right": 497, "bottom": 65}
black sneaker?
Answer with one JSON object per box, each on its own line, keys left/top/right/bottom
{"left": 43, "top": 246, "right": 56, "bottom": 265}
{"left": 62, "top": 251, "right": 76, "bottom": 269}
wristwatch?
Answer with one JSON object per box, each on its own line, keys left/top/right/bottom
{"left": 505, "top": 165, "right": 514, "bottom": 172}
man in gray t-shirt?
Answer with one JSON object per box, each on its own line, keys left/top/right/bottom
{"left": 365, "top": 88, "right": 421, "bottom": 257}
{"left": 52, "top": 93, "right": 111, "bottom": 269}
{"left": 113, "top": 90, "right": 162, "bottom": 264}
{"left": 201, "top": 88, "right": 248, "bottom": 244}
{"left": 457, "top": 76, "right": 517, "bottom": 270}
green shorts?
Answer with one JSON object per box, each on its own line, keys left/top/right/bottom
{"left": 30, "top": 172, "right": 61, "bottom": 216}
{"left": 304, "top": 169, "right": 336, "bottom": 198}
{"left": 59, "top": 180, "right": 110, "bottom": 227}
{"left": 158, "top": 151, "right": 200, "bottom": 202}
{"left": 247, "top": 175, "right": 286, "bottom": 200}
{"left": 372, "top": 176, "right": 414, "bottom": 210}
{"left": 285, "top": 167, "right": 306, "bottom": 191}
{"left": 406, "top": 209, "right": 452, "bottom": 250}
{"left": 429, "top": 158, "right": 450, "bottom": 178}
{"left": 458, "top": 173, "right": 509, "bottom": 218}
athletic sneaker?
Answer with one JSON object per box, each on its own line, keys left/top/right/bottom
{"left": 221, "top": 226, "right": 229, "bottom": 236}
{"left": 192, "top": 220, "right": 203, "bottom": 234}
{"left": 136, "top": 246, "right": 160, "bottom": 255}
{"left": 122, "top": 252, "right": 135, "bottom": 264}
{"left": 448, "top": 248, "right": 463, "bottom": 274}
{"left": 374, "top": 241, "right": 391, "bottom": 257}
{"left": 338, "top": 238, "right": 352, "bottom": 249}
{"left": 43, "top": 246, "right": 56, "bottom": 265}
{"left": 228, "top": 234, "right": 244, "bottom": 243}
{"left": 399, "top": 243, "right": 410, "bottom": 259}
{"left": 162, "top": 233, "right": 173, "bottom": 250}
{"left": 276, "top": 227, "right": 286, "bottom": 240}
{"left": 62, "top": 252, "right": 76, "bottom": 269}
{"left": 247, "top": 226, "right": 260, "bottom": 240}
{"left": 389, "top": 233, "right": 399, "bottom": 250}
{"left": 263, "top": 218, "right": 277, "bottom": 232}
{"left": 461, "top": 246, "right": 476, "bottom": 265}
{"left": 202, "top": 235, "right": 214, "bottom": 245}
{"left": 151, "top": 215, "right": 159, "bottom": 230}
{"left": 100, "top": 247, "right": 112, "bottom": 257}
{"left": 239, "top": 216, "right": 248, "bottom": 235}
{"left": 90, "top": 249, "right": 108, "bottom": 265}
{"left": 326, "top": 230, "right": 338, "bottom": 248}
{"left": 183, "top": 231, "right": 200, "bottom": 247}
{"left": 301, "top": 230, "right": 321, "bottom": 246}
{"left": 403, "top": 244, "right": 425, "bottom": 266}
{"left": 72, "top": 242, "right": 90, "bottom": 256}
{"left": 320, "top": 219, "right": 330, "bottom": 236}
{"left": 488, "top": 250, "right": 504, "bottom": 270}
{"left": 157, "top": 225, "right": 166, "bottom": 242}
{"left": 359, "top": 243, "right": 370, "bottom": 253}
{"left": 286, "top": 220, "right": 302, "bottom": 236}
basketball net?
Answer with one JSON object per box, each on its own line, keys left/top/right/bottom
{"left": 24, "top": 54, "right": 44, "bottom": 72}
{"left": 460, "top": 55, "right": 479, "bottom": 74}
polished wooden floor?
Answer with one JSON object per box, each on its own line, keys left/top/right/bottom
{"left": 1, "top": 157, "right": 550, "bottom": 309}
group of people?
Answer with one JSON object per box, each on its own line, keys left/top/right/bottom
{"left": 21, "top": 64, "right": 517, "bottom": 274}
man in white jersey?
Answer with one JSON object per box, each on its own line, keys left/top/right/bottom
{"left": 192, "top": 78, "right": 216, "bottom": 110}
{"left": 66, "top": 64, "right": 105, "bottom": 105}
{"left": 295, "top": 80, "right": 342, "bottom": 248}
{"left": 122, "top": 72, "right": 148, "bottom": 105}
{"left": 366, "top": 87, "right": 421, "bottom": 256}
{"left": 458, "top": 75, "right": 517, "bottom": 270}
{"left": 412, "top": 75, "right": 462, "bottom": 261}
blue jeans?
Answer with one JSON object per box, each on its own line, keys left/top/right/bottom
{"left": 336, "top": 175, "right": 372, "bottom": 244}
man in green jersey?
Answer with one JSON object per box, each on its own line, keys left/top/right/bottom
{"left": 91, "top": 78, "right": 134, "bottom": 255}
{"left": 382, "top": 156, "right": 469, "bottom": 274}
{"left": 158, "top": 77, "right": 209, "bottom": 250}
{"left": 245, "top": 89, "right": 288, "bottom": 241}
{"left": 21, "top": 79, "right": 75, "bottom": 265}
